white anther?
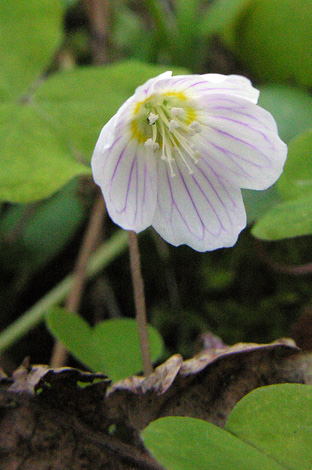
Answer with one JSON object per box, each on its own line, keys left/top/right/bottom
{"left": 169, "top": 119, "right": 180, "bottom": 132}
{"left": 148, "top": 113, "right": 159, "bottom": 125}
{"left": 144, "top": 138, "right": 159, "bottom": 151}
{"left": 189, "top": 120, "right": 202, "bottom": 133}
{"left": 171, "top": 107, "right": 185, "bottom": 117}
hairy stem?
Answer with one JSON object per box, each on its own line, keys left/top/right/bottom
{"left": 128, "top": 231, "right": 153, "bottom": 376}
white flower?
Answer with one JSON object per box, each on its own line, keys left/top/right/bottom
{"left": 92, "top": 72, "right": 287, "bottom": 252}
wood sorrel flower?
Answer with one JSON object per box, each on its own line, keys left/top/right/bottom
{"left": 92, "top": 72, "right": 287, "bottom": 251}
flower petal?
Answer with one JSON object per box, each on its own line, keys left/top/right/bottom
{"left": 151, "top": 158, "right": 246, "bottom": 252}
{"left": 194, "top": 94, "right": 287, "bottom": 190}
{"left": 92, "top": 121, "right": 157, "bottom": 232}
{"left": 151, "top": 73, "right": 259, "bottom": 104}
{"left": 134, "top": 71, "right": 173, "bottom": 98}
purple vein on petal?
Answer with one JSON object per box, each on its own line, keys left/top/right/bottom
{"left": 177, "top": 168, "right": 206, "bottom": 239}
{"left": 208, "top": 115, "right": 275, "bottom": 147}
{"left": 194, "top": 162, "right": 234, "bottom": 233}
{"left": 142, "top": 164, "right": 147, "bottom": 206}
{"left": 118, "top": 155, "right": 137, "bottom": 219}
{"left": 199, "top": 135, "right": 267, "bottom": 175}
{"left": 206, "top": 125, "right": 272, "bottom": 162}
{"left": 162, "top": 166, "right": 194, "bottom": 237}
{"left": 109, "top": 142, "right": 129, "bottom": 187}
{"left": 198, "top": 97, "right": 275, "bottom": 129}
{"left": 102, "top": 134, "right": 124, "bottom": 172}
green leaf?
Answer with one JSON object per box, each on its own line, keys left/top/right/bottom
{"left": 278, "top": 129, "right": 312, "bottom": 200}
{"left": 142, "top": 417, "right": 284, "bottom": 470}
{"left": 242, "top": 185, "right": 281, "bottom": 224}
{"left": 143, "top": 385, "right": 312, "bottom": 470}
{"left": 0, "top": 178, "right": 87, "bottom": 274}
{"left": 92, "top": 319, "right": 164, "bottom": 382}
{"left": 0, "top": 104, "right": 89, "bottom": 203}
{"left": 1, "top": 61, "right": 188, "bottom": 203}
{"left": 251, "top": 193, "right": 312, "bottom": 240}
{"left": 0, "top": 0, "right": 64, "bottom": 101}
{"left": 35, "top": 61, "right": 188, "bottom": 163}
{"left": 258, "top": 86, "right": 312, "bottom": 143}
{"left": 46, "top": 307, "right": 99, "bottom": 370}
{"left": 232, "top": 0, "right": 312, "bottom": 86}
{"left": 45, "top": 308, "right": 164, "bottom": 382}
{"left": 252, "top": 129, "right": 312, "bottom": 240}
{"left": 226, "top": 384, "right": 312, "bottom": 470}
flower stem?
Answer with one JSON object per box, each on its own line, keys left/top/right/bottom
{"left": 85, "top": 0, "right": 112, "bottom": 64}
{"left": 50, "top": 195, "right": 106, "bottom": 367}
{"left": 0, "top": 230, "right": 129, "bottom": 356}
{"left": 128, "top": 230, "right": 153, "bottom": 376}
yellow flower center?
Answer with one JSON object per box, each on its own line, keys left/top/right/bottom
{"left": 131, "top": 92, "right": 202, "bottom": 177}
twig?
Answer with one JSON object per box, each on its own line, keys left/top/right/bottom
{"left": 50, "top": 195, "right": 106, "bottom": 367}
{"left": 128, "top": 231, "right": 153, "bottom": 376}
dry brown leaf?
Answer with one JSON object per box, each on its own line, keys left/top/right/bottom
{"left": 1, "top": 339, "right": 312, "bottom": 469}
{"left": 106, "top": 339, "right": 303, "bottom": 429}
{"left": 0, "top": 364, "right": 162, "bottom": 470}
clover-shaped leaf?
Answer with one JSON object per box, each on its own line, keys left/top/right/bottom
{"left": 253, "top": 129, "right": 312, "bottom": 240}
{"left": 45, "top": 307, "right": 164, "bottom": 382}
{"left": 142, "top": 384, "right": 312, "bottom": 470}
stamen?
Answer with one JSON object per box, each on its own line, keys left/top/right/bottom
{"left": 174, "top": 145, "right": 194, "bottom": 175}
{"left": 171, "top": 107, "right": 185, "bottom": 117}
{"left": 170, "top": 130, "right": 200, "bottom": 165}
{"left": 152, "top": 123, "right": 157, "bottom": 142}
{"left": 160, "top": 118, "right": 176, "bottom": 177}
{"left": 169, "top": 119, "right": 180, "bottom": 132}
{"left": 148, "top": 113, "right": 159, "bottom": 125}
{"left": 145, "top": 138, "right": 159, "bottom": 151}
{"left": 193, "top": 150, "right": 200, "bottom": 164}
{"left": 189, "top": 121, "right": 202, "bottom": 133}
{"left": 155, "top": 106, "right": 171, "bottom": 128}
{"left": 166, "top": 155, "right": 176, "bottom": 177}
{"left": 138, "top": 96, "right": 201, "bottom": 178}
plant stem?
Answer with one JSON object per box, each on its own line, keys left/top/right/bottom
{"left": 128, "top": 230, "right": 153, "bottom": 377}
{"left": 85, "top": 0, "right": 112, "bottom": 64}
{"left": 50, "top": 195, "right": 106, "bottom": 367}
{"left": 0, "top": 230, "right": 129, "bottom": 356}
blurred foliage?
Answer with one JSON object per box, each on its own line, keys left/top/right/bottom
{"left": 227, "top": 0, "right": 312, "bottom": 87}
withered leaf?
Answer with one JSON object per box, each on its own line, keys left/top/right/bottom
{"left": 0, "top": 365, "right": 162, "bottom": 470}
{"left": 0, "top": 389, "right": 162, "bottom": 470}
{"left": 106, "top": 339, "right": 306, "bottom": 430}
